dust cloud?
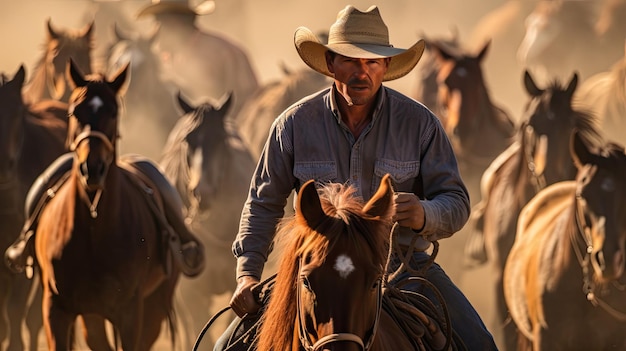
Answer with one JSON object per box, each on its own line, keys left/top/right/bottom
{"left": 0, "top": 1, "right": 541, "bottom": 349}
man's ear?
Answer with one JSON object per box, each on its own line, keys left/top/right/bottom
{"left": 325, "top": 51, "right": 335, "bottom": 74}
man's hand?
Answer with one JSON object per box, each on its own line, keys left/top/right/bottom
{"left": 393, "top": 192, "right": 425, "bottom": 232}
{"left": 230, "top": 276, "right": 261, "bottom": 317}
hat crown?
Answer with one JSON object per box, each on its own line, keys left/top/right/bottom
{"left": 328, "top": 5, "right": 390, "bottom": 47}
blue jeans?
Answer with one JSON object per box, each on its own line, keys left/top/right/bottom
{"left": 387, "top": 250, "right": 498, "bottom": 350}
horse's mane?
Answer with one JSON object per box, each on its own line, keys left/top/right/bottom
{"left": 256, "top": 182, "right": 391, "bottom": 351}
{"left": 160, "top": 111, "right": 204, "bottom": 188}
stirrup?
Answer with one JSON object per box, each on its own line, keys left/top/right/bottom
{"left": 168, "top": 234, "right": 205, "bottom": 277}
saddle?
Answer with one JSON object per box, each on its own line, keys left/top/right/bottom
{"left": 11, "top": 154, "right": 184, "bottom": 277}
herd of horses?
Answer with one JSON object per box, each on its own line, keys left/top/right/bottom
{"left": 1, "top": 1, "right": 626, "bottom": 350}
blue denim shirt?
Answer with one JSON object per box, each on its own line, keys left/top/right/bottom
{"left": 233, "top": 84, "right": 470, "bottom": 280}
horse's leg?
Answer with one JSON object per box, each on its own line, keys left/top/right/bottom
{"left": 5, "top": 274, "right": 34, "bottom": 351}
{"left": 81, "top": 314, "right": 114, "bottom": 351}
{"left": 25, "top": 275, "right": 43, "bottom": 351}
{"left": 42, "top": 287, "right": 74, "bottom": 351}
{"left": 140, "top": 278, "right": 179, "bottom": 351}
{"left": 0, "top": 273, "right": 9, "bottom": 348}
{"left": 115, "top": 298, "right": 143, "bottom": 351}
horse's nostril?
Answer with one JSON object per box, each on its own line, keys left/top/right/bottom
{"left": 81, "top": 162, "right": 89, "bottom": 177}
{"left": 98, "top": 162, "right": 107, "bottom": 177}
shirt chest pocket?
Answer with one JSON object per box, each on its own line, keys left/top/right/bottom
{"left": 294, "top": 161, "right": 337, "bottom": 185}
{"left": 373, "top": 159, "right": 420, "bottom": 193}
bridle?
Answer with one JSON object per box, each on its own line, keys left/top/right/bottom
{"left": 296, "top": 262, "right": 384, "bottom": 351}
{"left": 571, "top": 164, "right": 626, "bottom": 321}
{"left": 68, "top": 124, "right": 116, "bottom": 219}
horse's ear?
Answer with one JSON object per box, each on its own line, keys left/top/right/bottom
{"left": 476, "top": 39, "right": 491, "bottom": 62}
{"left": 11, "top": 65, "right": 26, "bottom": 87}
{"left": 565, "top": 72, "right": 578, "bottom": 98}
{"left": 108, "top": 62, "right": 129, "bottom": 95}
{"left": 177, "top": 91, "right": 194, "bottom": 114}
{"left": 67, "top": 58, "right": 87, "bottom": 89}
{"left": 363, "top": 174, "right": 394, "bottom": 218}
{"left": 523, "top": 70, "right": 542, "bottom": 97}
{"left": 219, "top": 92, "right": 234, "bottom": 115}
{"left": 430, "top": 41, "right": 454, "bottom": 62}
{"left": 297, "top": 180, "right": 327, "bottom": 230}
{"left": 83, "top": 20, "right": 95, "bottom": 40}
{"left": 47, "top": 18, "right": 59, "bottom": 40}
{"left": 570, "top": 129, "right": 594, "bottom": 169}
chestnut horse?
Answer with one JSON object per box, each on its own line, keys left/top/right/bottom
{"left": 22, "top": 19, "right": 94, "bottom": 105}
{"left": 465, "top": 70, "right": 602, "bottom": 351}
{"left": 33, "top": 60, "right": 179, "bottom": 351}
{"left": 254, "top": 174, "right": 455, "bottom": 351}
{"left": 504, "top": 131, "right": 626, "bottom": 350}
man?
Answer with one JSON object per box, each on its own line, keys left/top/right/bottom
{"left": 136, "top": 0, "right": 259, "bottom": 119}
{"left": 217, "top": 5, "right": 497, "bottom": 350}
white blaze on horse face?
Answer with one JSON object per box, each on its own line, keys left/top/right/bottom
{"left": 89, "top": 96, "right": 104, "bottom": 114}
{"left": 334, "top": 254, "right": 355, "bottom": 279}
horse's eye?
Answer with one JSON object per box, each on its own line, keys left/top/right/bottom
{"left": 301, "top": 276, "right": 312, "bottom": 291}
{"left": 371, "top": 279, "right": 380, "bottom": 290}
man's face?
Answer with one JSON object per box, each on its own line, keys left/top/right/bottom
{"left": 326, "top": 52, "right": 389, "bottom": 106}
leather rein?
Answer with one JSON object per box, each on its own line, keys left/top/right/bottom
{"left": 69, "top": 128, "right": 115, "bottom": 218}
{"left": 571, "top": 164, "right": 626, "bottom": 321}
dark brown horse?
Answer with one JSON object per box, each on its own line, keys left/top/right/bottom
{"left": 504, "top": 131, "right": 626, "bottom": 350}
{"left": 22, "top": 19, "right": 94, "bottom": 105}
{"left": 427, "top": 38, "right": 516, "bottom": 201}
{"left": 160, "top": 92, "right": 256, "bottom": 345}
{"left": 33, "top": 60, "right": 179, "bottom": 351}
{"left": 465, "top": 70, "right": 602, "bottom": 351}
{"left": 255, "top": 174, "right": 453, "bottom": 351}
{"left": 0, "top": 65, "right": 67, "bottom": 351}
{"left": 417, "top": 37, "right": 516, "bottom": 288}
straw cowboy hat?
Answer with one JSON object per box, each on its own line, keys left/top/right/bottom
{"left": 137, "top": 0, "right": 215, "bottom": 18}
{"left": 294, "top": 5, "right": 425, "bottom": 81}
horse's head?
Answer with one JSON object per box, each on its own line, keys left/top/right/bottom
{"left": 0, "top": 65, "right": 27, "bottom": 183}
{"left": 293, "top": 174, "right": 394, "bottom": 351}
{"left": 66, "top": 58, "right": 127, "bottom": 192}
{"left": 431, "top": 40, "right": 489, "bottom": 140}
{"left": 45, "top": 19, "right": 94, "bottom": 101}
{"left": 571, "top": 131, "right": 626, "bottom": 282}
{"left": 521, "top": 70, "right": 601, "bottom": 186}
{"left": 106, "top": 24, "right": 159, "bottom": 84}
{"left": 176, "top": 92, "right": 233, "bottom": 215}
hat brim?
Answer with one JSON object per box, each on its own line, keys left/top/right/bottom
{"left": 294, "top": 27, "right": 425, "bottom": 81}
{"left": 137, "top": 3, "right": 199, "bottom": 18}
